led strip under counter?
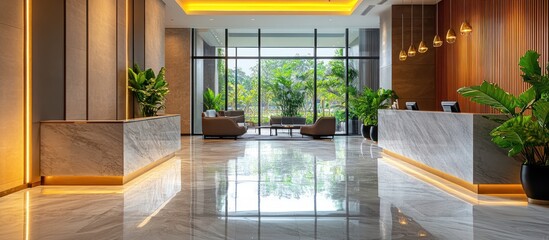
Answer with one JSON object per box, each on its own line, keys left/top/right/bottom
{"left": 382, "top": 150, "right": 524, "bottom": 195}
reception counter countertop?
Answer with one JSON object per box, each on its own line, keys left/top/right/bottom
{"left": 40, "top": 115, "right": 181, "bottom": 185}
{"left": 378, "top": 110, "right": 521, "bottom": 191}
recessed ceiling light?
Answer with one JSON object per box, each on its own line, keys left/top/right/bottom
{"left": 209, "top": 18, "right": 214, "bottom": 21}
{"left": 329, "top": 19, "right": 333, "bottom": 21}
{"left": 251, "top": 18, "right": 255, "bottom": 21}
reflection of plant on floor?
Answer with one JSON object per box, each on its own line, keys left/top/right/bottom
{"left": 260, "top": 150, "right": 314, "bottom": 199}
{"left": 203, "top": 88, "right": 223, "bottom": 111}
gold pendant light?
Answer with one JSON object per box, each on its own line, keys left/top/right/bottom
{"left": 460, "top": 0, "right": 472, "bottom": 35}
{"left": 433, "top": 2, "right": 443, "bottom": 47}
{"left": 418, "top": 0, "right": 428, "bottom": 53}
{"left": 407, "top": 2, "right": 417, "bottom": 57}
{"left": 446, "top": 0, "right": 457, "bottom": 43}
{"left": 399, "top": 13, "right": 407, "bottom": 61}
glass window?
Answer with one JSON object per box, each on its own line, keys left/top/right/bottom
{"left": 192, "top": 28, "right": 380, "bottom": 135}
{"left": 228, "top": 29, "right": 259, "bottom": 57}
{"left": 317, "top": 59, "right": 347, "bottom": 134}
{"left": 193, "top": 59, "right": 226, "bottom": 134}
{"left": 260, "top": 59, "right": 315, "bottom": 126}
{"left": 317, "top": 29, "right": 346, "bottom": 57}
{"left": 261, "top": 29, "right": 314, "bottom": 57}
{"left": 194, "top": 29, "right": 226, "bottom": 57}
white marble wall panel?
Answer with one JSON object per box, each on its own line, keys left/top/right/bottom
{"left": 124, "top": 115, "right": 181, "bottom": 175}
{"left": 378, "top": 110, "right": 521, "bottom": 184}
{"left": 41, "top": 123, "right": 125, "bottom": 176}
{"left": 41, "top": 115, "right": 181, "bottom": 178}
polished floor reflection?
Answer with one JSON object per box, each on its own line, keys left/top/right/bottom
{"left": 1, "top": 136, "right": 549, "bottom": 239}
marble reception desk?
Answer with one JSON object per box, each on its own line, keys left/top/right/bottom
{"left": 40, "top": 115, "right": 181, "bottom": 185}
{"left": 378, "top": 110, "right": 522, "bottom": 193}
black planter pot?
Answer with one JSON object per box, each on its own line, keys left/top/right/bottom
{"left": 361, "top": 125, "right": 373, "bottom": 139}
{"left": 521, "top": 164, "right": 549, "bottom": 203}
{"left": 370, "top": 125, "right": 378, "bottom": 142}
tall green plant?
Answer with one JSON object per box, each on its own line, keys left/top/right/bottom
{"left": 349, "top": 88, "right": 398, "bottom": 125}
{"left": 128, "top": 64, "right": 169, "bottom": 117}
{"left": 203, "top": 88, "right": 222, "bottom": 111}
{"left": 266, "top": 76, "right": 306, "bottom": 117}
{"left": 457, "top": 50, "right": 549, "bottom": 165}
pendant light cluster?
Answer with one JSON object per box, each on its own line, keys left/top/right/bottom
{"left": 401, "top": 0, "right": 473, "bottom": 61}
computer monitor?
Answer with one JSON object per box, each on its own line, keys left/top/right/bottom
{"left": 441, "top": 101, "right": 461, "bottom": 113}
{"left": 405, "top": 102, "right": 419, "bottom": 110}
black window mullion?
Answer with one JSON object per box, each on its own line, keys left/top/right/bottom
{"left": 313, "top": 29, "right": 318, "bottom": 123}
{"left": 345, "top": 28, "right": 350, "bottom": 135}
{"left": 235, "top": 48, "right": 238, "bottom": 110}
{"left": 224, "top": 29, "right": 229, "bottom": 111}
{"left": 258, "top": 29, "right": 262, "bottom": 133}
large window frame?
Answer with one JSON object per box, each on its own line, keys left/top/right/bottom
{"left": 192, "top": 28, "right": 379, "bottom": 135}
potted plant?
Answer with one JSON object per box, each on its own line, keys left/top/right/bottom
{"left": 350, "top": 88, "right": 398, "bottom": 140}
{"left": 457, "top": 50, "right": 549, "bottom": 203}
{"left": 350, "top": 88, "right": 375, "bottom": 139}
{"left": 203, "top": 88, "right": 222, "bottom": 112}
{"left": 128, "top": 64, "right": 169, "bottom": 117}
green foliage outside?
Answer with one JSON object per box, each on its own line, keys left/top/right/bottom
{"left": 203, "top": 88, "right": 223, "bottom": 111}
{"left": 349, "top": 88, "right": 398, "bottom": 126}
{"left": 458, "top": 50, "right": 549, "bottom": 165}
{"left": 217, "top": 49, "right": 359, "bottom": 128}
{"left": 128, "top": 64, "right": 169, "bottom": 117}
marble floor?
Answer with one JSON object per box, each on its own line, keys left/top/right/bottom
{"left": 1, "top": 136, "right": 549, "bottom": 240}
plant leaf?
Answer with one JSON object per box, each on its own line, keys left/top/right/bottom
{"left": 457, "top": 81, "right": 517, "bottom": 115}
{"left": 517, "top": 87, "right": 536, "bottom": 113}
{"left": 519, "top": 50, "right": 541, "bottom": 77}
{"left": 533, "top": 100, "right": 549, "bottom": 128}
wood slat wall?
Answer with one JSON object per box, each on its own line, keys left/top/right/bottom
{"left": 436, "top": 0, "right": 549, "bottom": 113}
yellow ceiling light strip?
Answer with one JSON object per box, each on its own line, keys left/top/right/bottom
{"left": 177, "top": 0, "right": 362, "bottom": 15}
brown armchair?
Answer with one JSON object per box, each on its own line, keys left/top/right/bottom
{"left": 202, "top": 113, "right": 247, "bottom": 139}
{"left": 300, "top": 117, "right": 336, "bottom": 139}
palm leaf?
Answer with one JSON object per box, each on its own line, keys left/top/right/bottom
{"left": 457, "top": 81, "right": 517, "bottom": 115}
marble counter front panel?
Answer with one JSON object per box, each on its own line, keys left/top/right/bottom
{"left": 41, "top": 115, "right": 181, "bottom": 183}
{"left": 378, "top": 110, "right": 521, "bottom": 184}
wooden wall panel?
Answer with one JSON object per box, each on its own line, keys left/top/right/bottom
{"left": 117, "top": 0, "right": 128, "bottom": 120}
{"left": 392, "top": 5, "right": 437, "bottom": 111}
{"left": 165, "top": 28, "right": 191, "bottom": 134}
{"left": 145, "top": 0, "right": 165, "bottom": 71}
{"left": 436, "top": 0, "right": 549, "bottom": 113}
{"left": 65, "top": 0, "right": 87, "bottom": 120}
{"left": 88, "top": 0, "right": 117, "bottom": 120}
{"left": 32, "top": 0, "right": 65, "bottom": 184}
{"left": 0, "top": 0, "right": 24, "bottom": 193}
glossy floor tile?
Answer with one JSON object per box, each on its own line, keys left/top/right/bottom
{"left": 1, "top": 136, "right": 549, "bottom": 240}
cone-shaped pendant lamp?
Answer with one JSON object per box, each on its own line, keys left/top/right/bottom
{"left": 433, "top": 3, "right": 443, "bottom": 47}
{"left": 408, "top": 3, "right": 417, "bottom": 57}
{"left": 418, "top": 0, "right": 428, "bottom": 53}
{"left": 399, "top": 14, "right": 407, "bottom": 61}
{"left": 446, "top": 0, "right": 456, "bottom": 43}
{"left": 460, "top": 0, "right": 472, "bottom": 35}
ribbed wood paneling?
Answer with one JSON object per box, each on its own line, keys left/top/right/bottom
{"left": 436, "top": 0, "right": 549, "bottom": 113}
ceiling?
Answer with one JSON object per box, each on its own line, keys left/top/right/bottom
{"left": 165, "top": 0, "right": 441, "bottom": 29}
